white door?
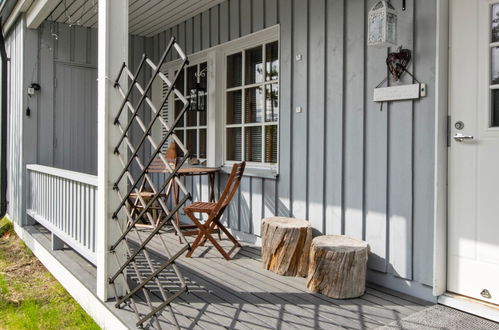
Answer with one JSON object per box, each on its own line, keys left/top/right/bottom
{"left": 448, "top": 0, "right": 499, "bottom": 305}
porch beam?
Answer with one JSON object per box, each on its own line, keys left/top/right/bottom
{"left": 96, "top": 0, "right": 128, "bottom": 301}
{"left": 25, "top": 0, "right": 59, "bottom": 29}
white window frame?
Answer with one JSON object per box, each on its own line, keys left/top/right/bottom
{"left": 153, "top": 52, "right": 209, "bottom": 160}
{"left": 153, "top": 25, "right": 280, "bottom": 177}
{"left": 222, "top": 39, "right": 279, "bottom": 171}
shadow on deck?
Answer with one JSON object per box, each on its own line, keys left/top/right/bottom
{"left": 26, "top": 224, "right": 432, "bottom": 329}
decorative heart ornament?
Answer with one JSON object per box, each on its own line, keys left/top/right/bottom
{"left": 386, "top": 48, "right": 411, "bottom": 81}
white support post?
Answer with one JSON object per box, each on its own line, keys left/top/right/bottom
{"left": 97, "top": 0, "right": 129, "bottom": 300}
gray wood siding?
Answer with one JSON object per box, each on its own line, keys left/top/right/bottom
{"left": 21, "top": 0, "right": 437, "bottom": 296}
{"left": 38, "top": 22, "right": 98, "bottom": 175}
{"left": 6, "top": 20, "right": 25, "bottom": 224}
{"left": 147, "top": 0, "right": 438, "bottom": 290}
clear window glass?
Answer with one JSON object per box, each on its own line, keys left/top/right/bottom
{"left": 245, "top": 87, "right": 264, "bottom": 123}
{"left": 169, "top": 62, "right": 208, "bottom": 160}
{"left": 265, "top": 41, "right": 279, "bottom": 81}
{"left": 227, "top": 53, "right": 242, "bottom": 88}
{"left": 245, "top": 46, "right": 264, "bottom": 84}
{"left": 226, "top": 128, "right": 242, "bottom": 161}
{"left": 225, "top": 40, "right": 279, "bottom": 165}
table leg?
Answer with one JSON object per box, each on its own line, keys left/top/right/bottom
{"left": 209, "top": 173, "right": 216, "bottom": 202}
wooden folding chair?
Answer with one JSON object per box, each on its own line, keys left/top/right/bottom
{"left": 128, "top": 143, "right": 177, "bottom": 229}
{"left": 184, "top": 161, "right": 246, "bottom": 260}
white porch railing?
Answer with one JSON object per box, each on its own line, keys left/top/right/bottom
{"left": 26, "top": 164, "right": 98, "bottom": 265}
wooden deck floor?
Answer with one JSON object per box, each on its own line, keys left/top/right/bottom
{"left": 27, "top": 224, "right": 433, "bottom": 329}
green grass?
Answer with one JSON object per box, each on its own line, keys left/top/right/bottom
{"left": 0, "top": 219, "right": 100, "bottom": 330}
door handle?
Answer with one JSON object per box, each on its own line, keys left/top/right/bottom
{"left": 453, "top": 133, "right": 474, "bottom": 142}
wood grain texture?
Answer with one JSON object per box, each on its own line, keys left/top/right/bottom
{"left": 307, "top": 235, "right": 368, "bottom": 299}
{"left": 261, "top": 217, "right": 312, "bottom": 277}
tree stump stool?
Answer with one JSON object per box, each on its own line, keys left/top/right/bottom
{"left": 261, "top": 217, "right": 312, "bottom": 277}
{"left": 307, "top": 235, "right": 369, "bottom": 299}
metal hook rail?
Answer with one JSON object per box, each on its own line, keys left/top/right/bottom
{"left": 109, "top": 37, "right": 192, "bottom": 329}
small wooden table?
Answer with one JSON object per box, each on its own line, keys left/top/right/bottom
{"left": 146, "top": 161, "right": 221, "bottom": 236}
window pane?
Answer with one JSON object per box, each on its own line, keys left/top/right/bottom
{"left": 199, "top": 103, "right": 207, "bottom": 125}
{"left": 186, "top": 129, "right": 197, "bottom": 158}
{"left": 245, "top": 127, "right": 262, "bottom": 162}
{"left": 245, "top": 46, "right": 263, "bottom": 84}
{"left": 174, "top": 100, "right": 184, "bottom": 127}
{"left": 265, "top": 125, "right": 278, "bottom": 163}
{"left": 227, "top": 53, "right": 242, "bottom": 88}
{"left": 245, "top": 87, "right": 264, "bottom": 123}
{"left": 200, "top": 62, "right": 207, "bottom": 89}
{"left": 493, "top": 4, "right": 499, "bottom": 43}
{"left": 266, "top": 41, "right": 279, "bottom": 81}
{"left": 199, "top": 129, "right": 207, "bottom": 159}
{"left": 175, "top": 129, "right": 184, "bottom": 156}
{"left": 265, "top": 84, "right": 279, "bottom": 122}
{"left": 174, "top": 69, "right": 184, "bottom": 95}
{"left": 227, "top": 90, "right": 242, "bottom": 124}
{"left": 186, "top": 65, "right": 197, "bottom": 93}
{"left": 226, "top": 128, "right": 242, "bottom": 161}
{"left": 186, "top": 109, "right": 197, "bottom": 127}
{"left": 491, "top": 89, "right": 499, "bottom": 127}
{"left": 493, "top": 47, "right": 499, "bottom": 85}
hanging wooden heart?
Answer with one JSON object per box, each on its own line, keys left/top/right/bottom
{"left": 386, "top": 48, "right": 411, "bottom": 81}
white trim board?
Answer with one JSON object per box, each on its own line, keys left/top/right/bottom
{"left": 439, "top": 293, "right": 499, "bottom": 323}
{"left": 433, "top": 0, "right": 449, "bottom": 298}
{"left": 11, "top": 221, "right": 127, "bottom": 330}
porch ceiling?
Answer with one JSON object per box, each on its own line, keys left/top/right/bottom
{"left": 47, "top": 0, "right": 224, "bottom": 37}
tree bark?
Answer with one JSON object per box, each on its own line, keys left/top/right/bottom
{"left": 261, "top": 217, "right": 312, "bottom": 277}
{"left": 307, "top": 235, "right": 369, "bottom": 299}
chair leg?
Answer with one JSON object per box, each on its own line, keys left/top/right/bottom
{"left": 185, "top": 211, "right": 233, "bottom": 260}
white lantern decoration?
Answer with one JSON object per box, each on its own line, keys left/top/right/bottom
{"left": 368, "top": 0, "right": 397, "bottom": 48}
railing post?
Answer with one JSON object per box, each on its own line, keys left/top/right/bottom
{"left": 97, "top": 0, "right": 129, "bottom": 301}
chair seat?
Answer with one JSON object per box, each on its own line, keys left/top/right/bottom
{"left": 184, "top": 202, "right": 216, "bottom": 213}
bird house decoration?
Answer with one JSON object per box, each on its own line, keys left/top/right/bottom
{"left": 368, "top": 0, "right": 397, "bottom": 48}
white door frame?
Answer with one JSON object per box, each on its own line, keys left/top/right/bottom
{"left": 435, "top": 0, "right": 499, "bottom": 321}
{"left": 433, "top": 0, "right": 449, "bottom": 298}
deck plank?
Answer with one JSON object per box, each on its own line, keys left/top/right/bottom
{"left": 172, "top": 234, "right": 412, "bottom": 326}
{"left": 25, "top": 224, "right": 435, "bottom": 330}
{"left": 152, "top": 233, "right": 385, "bottom": 329}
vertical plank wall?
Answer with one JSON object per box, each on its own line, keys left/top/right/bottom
{"left": 38, "top": 22, "right": 98, "bottom": 175}
{"left": 5, "top": 20, "right": 25, "bottom": 224}
{"left": 145, "top": 0, "right": 438, "bottom": 296}
{"left": 18, "top": 0, "right": 438, "bottom": 298}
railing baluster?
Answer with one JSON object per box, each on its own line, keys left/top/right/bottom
{"left": 25, "top": 165, "right": 98, "bottom": 265}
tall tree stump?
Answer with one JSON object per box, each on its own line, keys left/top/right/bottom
{"left": 261, "top": 217, "right": 312, "bottom": 277}
{"left": 307, "top": 235, "right": 369, "bottom": 299}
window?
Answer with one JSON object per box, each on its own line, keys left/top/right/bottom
{"left": 171, "top": 62, "right": 208, "bottom": 160}
{"left": 225, "top": 41, "right": 279, "bottom": 165}
{"left": 157, "top": 26, "right": 279, "bottom": 175}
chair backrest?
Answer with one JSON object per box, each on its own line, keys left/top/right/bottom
{"left": 212, "top": 162, "right": 246, "bottom": 217}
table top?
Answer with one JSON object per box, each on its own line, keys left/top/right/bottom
{"left": 146, "top": 159, "right": 221, "bottom": 175}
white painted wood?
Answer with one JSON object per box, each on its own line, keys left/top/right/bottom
{"left": 373, "top": 84, "right": 424, "bottom": 102}
{"left": 448, "top": 0, "right": 499, "bottom": 306}
{"left": 27, "top": 164, "right": 98, "bottom": 186}
{"left": 2, "top": 0, "right": 33, "bottom": 34}
{"left": 438, "top": 293, "right": 499, "bottom": 323}
{"left": 26, "top": 0, "right": 60, "bottom": 29}
{"left": 97, "top": 0, "right": 128, "bottom": 300}
{"left": 433, "top": 0, "right": 449, "bottom": 297}
{"left": 26, "top": 165, "right": 98, "bottom": 264}
{"left": 12, "top": 223, "right": 128, "bottom": 330}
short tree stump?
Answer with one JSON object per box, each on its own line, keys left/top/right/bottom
{"left": 261, "top": 217, "right": 312, "bottom": 277}
{"left": 307, "top": 235, "right": 369, "bottom": 299}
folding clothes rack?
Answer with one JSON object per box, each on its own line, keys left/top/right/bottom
{"left": 109, "top": 37, "right": 192, "bottom": 329}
